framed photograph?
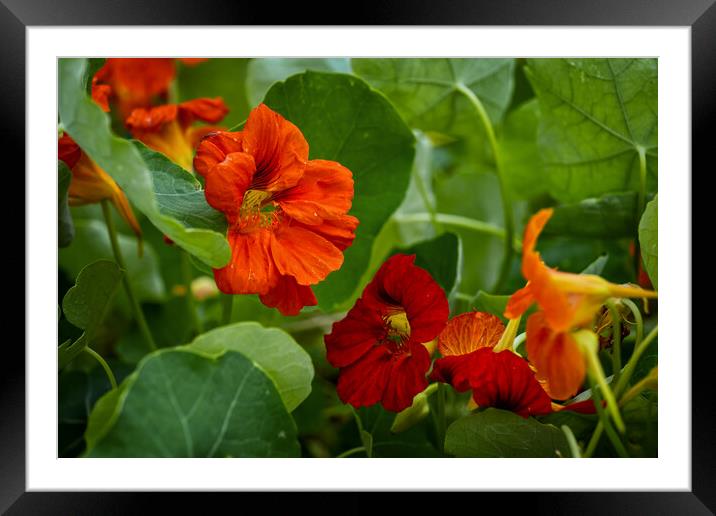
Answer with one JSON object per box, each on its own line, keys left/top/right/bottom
{"left": 5, "top": 0, "right": 709, "bottom": 512}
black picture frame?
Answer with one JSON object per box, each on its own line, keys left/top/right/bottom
{"left": 4, "top": 0, "right": 710, "bottom": 512}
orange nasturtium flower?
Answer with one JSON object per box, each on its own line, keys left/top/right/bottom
{"left": 126, "top": 97, "right": 229, "bottom": 172}
{"left": 58, "top": 133, "right": 142, "bottom": 249}
{"left": 504, "top": 208, "right": 657, "bottom": 399}
{"left": 193, "top": 103, "right": 359, "bottom": 316}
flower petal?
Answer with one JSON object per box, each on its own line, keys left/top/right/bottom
{"left": 526, "top": 311, "right": 586, "bottom": 401}
{"left": 203, "top": 152, "right": 256, "bottom": 223}
{"left": 241, "top": 104, "right": 308, "bottom": 192}
{"left": 363, "top": 254, "right": 449, "bottom": 343}
{"left": 437, "top": 311, "right": 504, "bottom": 357}
{"left": 381, "top": 341, "right": 431, "bottom": 412}
{"left": 259, "top": 275, "right": 317, "bottom": 316}
{"left": 336, "top": 345, "right": 393, "bottom": 409}
{"left": 213, "top": 228, "right": 278, "bottom": 295}
{"left": 178, "top": 97, "right": 229, "bottom": 127}
{"left": 295, "top": 214, "right": 359, "bottom": 252}
{"left": 193, "top": 131, "right": 244, "bottom": 178}
{"left": 125, "top": 104, "right": 178, "bottom": 133}
{"left": 270, "top": 225, "right": 344, "bottom": 286}
{"left": 325, "top": 298, "right": 384, "bottom": 368}
{"left": 504, "top": 283, "right": 535, "bottom": 319}
{"left": 277, "top": 159, "right": 355, "bottom": 224}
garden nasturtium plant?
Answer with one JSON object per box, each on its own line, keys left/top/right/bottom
{"left": 58, "top": 57, "right": 658, "bottom": 459}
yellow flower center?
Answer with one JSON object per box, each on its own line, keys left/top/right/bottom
{"left": 384, "top": 310, "right": 411, "bottom": 345}
{"left": 238, "top": 189, "right": 278, "bottom": 230}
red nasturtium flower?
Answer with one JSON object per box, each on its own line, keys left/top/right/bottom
{"left": 504, "top": 208, "right": 658, "bottom": 400}
{"left": 58, "top": 133, "right": 142, "bottom": 245}
{"left": 430, "top": 312, "right": 554, "bottom": 418}
{"left": 193, "top": 103, "right": 359, "bottom": 316}
{"left": 325, "top": 254, "right": 449, "bottom": 412}
{"left": 126, "top": 97, "right": 229, "bottom": 172}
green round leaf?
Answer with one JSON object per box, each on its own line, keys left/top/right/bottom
{"left": 263, "top": 71, "right": 415, "bottom": 311}
{"left": 445, "top": 408, "right": 570, "bottom": 458}
{"left": 186, "top": 322, "right": 314, "bottom": 412}
{"left": 58, "top": 161, "right": 75, "bottom": 247}
{"left": 84, "top": 349, "right": 300, "bottom": 457}
{"left": 526, "top": 58, "right": 657, "bottom": 202}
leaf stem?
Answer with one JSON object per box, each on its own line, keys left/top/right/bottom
{"left": 614, "top": 325, "right": 658, "bottom": 399}
{"left": 561, "top": 425, "right": 582, "bottom": 458}
{"left": 101, "top": 200, "right": 156, "bottom": 351}
{"left": 584, "top": 342, "right": 625, "bottom": 433}
{"left": 413, "top": 132, "right": 442, "bottom": 232}
{"left": 634, "top": 146, "right": 648, "bottom": 280}
{"left": 220, "top": 294, "right": 233, "bottom": 326}
{"left": 83, "top": 347, "right": 117, "bottom": 390}
{"left": 392, "top": 213, "right": 521, "bottom": 252}
{"left": 180, "top": 250, "right": 203, "bottom": 334}
{"left": 587, "top": 375, "right": 629, "bottom": 458}
{"left": 606, "top": 300, "right": 622, "bottom": 386}
{"left": 336, "top": 446, "right": 367, "bottom": 459}
{"left": 455, "top": 82, "right": 515, "bottom": 293}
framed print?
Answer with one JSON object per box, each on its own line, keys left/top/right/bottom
{"left": 3, "top": 0, "right": 711, "bottom": 512}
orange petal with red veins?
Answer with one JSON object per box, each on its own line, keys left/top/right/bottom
{"left": 504, "top": 283, "right": 535, "bottom": 319}
{"left": 525, "top": 311, "right": 586, "bottom": 401}
{"left": 241, "top": 104, "right": 308, "bottom": 192}
{"left": 178, "top": 97, "right": 229, "bottom": 126}
{"left": 438, "top": 311, "right": 505, "bottom": 357}
{"left": 214, "top": 228, "right": 278, "bottom": 295}
{"left": 203, "top": 152, "right": 255, "bottom": 223}
{"left": 277, "top": 159, "right": 355, "bottom": 225}
{"left": 270, "top": 225, "right": 344, "bottom": 286}
{"left": 259, "top": 275, "right": 317, "bottom": 316}
{"left": 193, "top": 131, "right": 243, "bottom": 178}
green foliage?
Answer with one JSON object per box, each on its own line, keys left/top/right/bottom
{"left": 395, "top": 232, "right": 461, "bottom": 296}
{"left": 59, "top": 260, "right": 123, "bottom": 368}
{"left": 58, "top": 58, "right": 230, "bottom": 268}
{"left": 246, "top": 58, "right": 351, "bottom": 107}
{"left": 60, "top": 219, "right": 166, "bottom": 308}
{"left": 264, "top": 71, "right": 415, "bottom": 310}
{"left": 176, "top": 58, "right": 251, "bottom": 128}
{"left": 526, "top": 58, "right": 657, "bottom": 202}
{"left": 545, "top": 193, "right": 639, "bottom": 239}
{"left": 187, "top": 322, "right": 314, "bottom": 412}
{"left": 58, "top": 161, "right": 75, "bottom": 247}
{"left": 445, "top": 408, "right": 570, "bottom": 458}
{"left": 639, "top": 195, "right": 658, "bottom": 288}
{"left": 84, "top": 349, "right": 300, "bottom": 457}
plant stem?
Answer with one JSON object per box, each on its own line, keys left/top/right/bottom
{"left": 606, "top": 300, "right": 622, "bottom": 386}
{"left": 587, "top": 376, "right": 629, "bottom": 458}
{"left": 392, "top": 213, "right": 521, "bottom": 252}
{"left": 180, "top": 250, "right": 203, "bottom": 334}
{"left": 101, "top": 200, "right": 156, "bottom": 351}
{"left": 436, "top": 383, "right": 447, "bottom": 453}
{"left": 633, "top": 146, "right": 648, "bottom": 280}
{"left": 84, "top": 347, "right": 117, "bottom": 390}
{"left": 413, "top": 132, "right": 442, "bottom": 232}
{"left": 561, "top": 425, "right": 582, "bottom": 458}
{"left": 583, "top": 325, "right": 656, "bottom": 456}
{"left": 455, "top": 83, "right": 515, "bottom": 293}
{"left": 614, "top": 326, "right": 658, "bottom": 399}
{"left": 336, "top": 446, "right": 367, "bottom": 459}
{"left": 584, "top": 342, "right": 625, "bottom": 433}
{"left": 221, "top": 294, "right": 233, "bottom": 326}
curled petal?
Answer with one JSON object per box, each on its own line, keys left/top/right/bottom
{"left": 363, "top": 254, "right": 449, "bottom": 343}
{"left": 504, "top": 283, "right": 535, "bottom": 319}
{"left": 259, "top": 275, "right": 317, "bottom": 316}
{"left": 241, "top": 103, "right": 308, "bottom": 192}
{"left": 381, "top": 342, "right": 431, "bottom": 412}
{"left": 526, "top": 312, "right": 586, "bottom": 401}
{"left": 125, "top": 104, "right": 178, "bottom": 133}
{"left": 295, "top": 214, "right": 359, "bottom": 252}
{"left": 336, "top": 346, "right": 393, "bottom": 409}
{"left": 193, "top": 131, "right": 243, "bottom": 178}
{"left": 177, "top": 97, "right": 229, "bottom": 127}
{"left": 203, "top": 152, "right": 255, "bottom": 223}
{"left": 58, "top": 134, "right": 81, "bottom": 169}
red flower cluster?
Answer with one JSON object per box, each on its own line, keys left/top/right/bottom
{"left": 325, "top": 254, "right": 449, "bottom": 412}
